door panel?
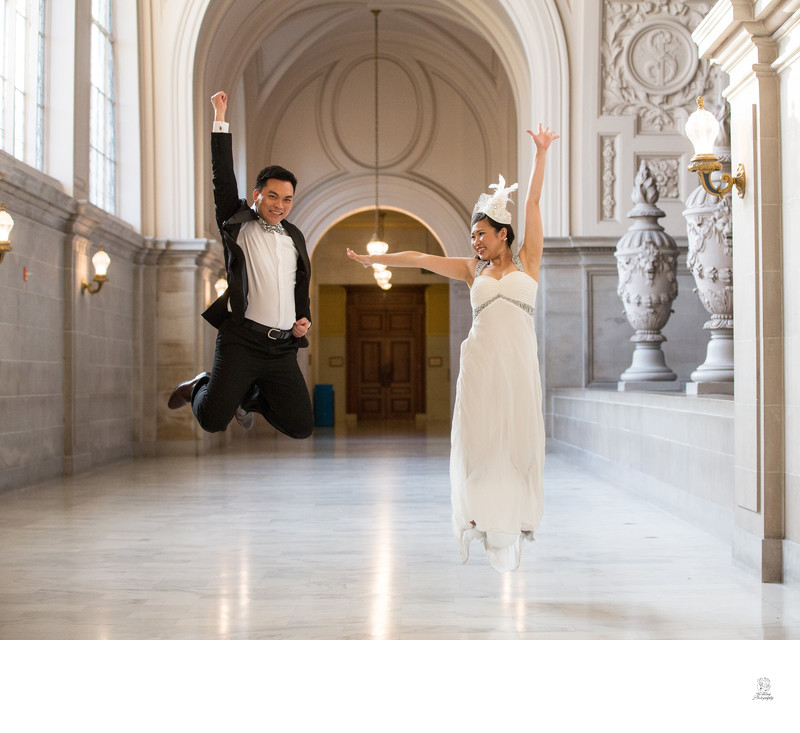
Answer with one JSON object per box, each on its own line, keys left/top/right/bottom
{"left": 358, "top": 312, "right": 385, "bottom": 332}
{"left": 388, "top": 313, "right": 413, "bottom": 331}
{"left": 360, "top": 341, "right": 382, "bottom": 383}
{"left": 390, "top": 340, "right": 411, "bottom": 383}
{"left": 346, "top": 286, "right": 425, "bottom": 420}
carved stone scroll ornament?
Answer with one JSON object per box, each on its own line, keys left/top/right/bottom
{"left": 601, "top": 136, "right": 617, "bottom": 221}
{"left": 615, "top": 161, "right": 679, "bottom": 381}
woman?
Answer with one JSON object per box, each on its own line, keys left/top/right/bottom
{"left": 347, "top": 125, "right": 559, "bottom": 572}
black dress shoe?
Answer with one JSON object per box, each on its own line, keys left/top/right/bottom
{"left": 167, "top": 372, "right": 209, "bottom": 409}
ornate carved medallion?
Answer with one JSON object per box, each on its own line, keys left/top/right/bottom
{"left": 602, "top": 1, "right": 722, "bottom": 132}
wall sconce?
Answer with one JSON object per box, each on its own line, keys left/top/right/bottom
{"left": 214, "top": 275, "right": 228, "bottom": 298}
{"left": 685, "top": 97, "right": 745, "bottom": 199}
{"left": 0, "top": 204, "right": 14, "bottom": 263}
{"left": 81, "top": 246, "right": 111, "bottom": 294}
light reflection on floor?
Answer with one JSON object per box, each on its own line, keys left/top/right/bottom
{"left": 1, "top": 422, "right": 800, "bottom": 640}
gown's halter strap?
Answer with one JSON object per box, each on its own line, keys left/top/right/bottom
{"left": 475, "top": 259, "right": 490, "bottom": 276}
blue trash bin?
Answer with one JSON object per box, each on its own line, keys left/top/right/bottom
{"left": 313, "top": 384, "right": 334, "bottom": 427}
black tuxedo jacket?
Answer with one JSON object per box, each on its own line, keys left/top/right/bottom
{"left": 203, "top": 131, "right": 312, "bottom": 347}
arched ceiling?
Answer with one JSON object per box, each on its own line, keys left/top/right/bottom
{"left": 196, "top": 2, "right": 515, "bottom": 94}
{"left": 188, "top": 1, "right": 567, "bottom": 252}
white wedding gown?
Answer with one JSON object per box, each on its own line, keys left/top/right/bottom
{"left": 450, "top": 255, "right": 545, "bottom": 572}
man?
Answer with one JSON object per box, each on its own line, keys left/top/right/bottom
{"left": 167, "top": 90, "right": 313, "bottom": 440}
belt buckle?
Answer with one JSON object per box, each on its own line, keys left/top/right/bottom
{"left": 267, "top": 328, "right": 281, "bottom": 340}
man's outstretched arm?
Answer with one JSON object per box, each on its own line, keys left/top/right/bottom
{"left": 210, "top": 90, "right": 241, "bottom": 228}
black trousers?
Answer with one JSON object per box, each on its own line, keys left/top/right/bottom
{"left": 191, "top": 319, "right": 313, "bottom": 438}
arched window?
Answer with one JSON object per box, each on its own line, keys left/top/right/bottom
{"left": 0, "top": 0, "right": 46, "bottom": 169}
{"left": 90, "top": 0, "right": 116, "bottom": 214}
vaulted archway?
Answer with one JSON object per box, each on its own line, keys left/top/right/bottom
{"left": 138, "top": 0, "right": 568, "bottom": 247}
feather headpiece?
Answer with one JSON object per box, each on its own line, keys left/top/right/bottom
{"left": 471, "top": 174, "right": 518, "bottom": 225}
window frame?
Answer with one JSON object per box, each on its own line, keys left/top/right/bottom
{"left": 0, "top": 0, "right": 47, "bottom": 169}
{"left": 89, "top": 0, "right": 117, "bottom": 215}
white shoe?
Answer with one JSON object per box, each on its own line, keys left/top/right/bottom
{"left": 235, "top": 406, "right": 253, "bottom": 430}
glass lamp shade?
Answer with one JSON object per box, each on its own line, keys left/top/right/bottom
{"left": 92, "top": 247, "right": 111, "bottom": 277}
{"left": 0, "top": 205, "right": 14, "bottom": 242}
{"left": 685, "top": 98, "right": 720, "bottom": 157}
{"left": 214, "top": 277, "right": 228, "bottom": 298}
{"left": 374, "top": 269, "right": 392, "bottom": 285}
{"left": 366, "top": 238, "right": 389, "bottom": 256}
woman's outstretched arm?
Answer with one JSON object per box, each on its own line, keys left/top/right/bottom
{"left": 346, "top": 248, "right": 475, "bottom": 282}
{"left": 517, "top": 125, "right": 559, "bottom": 281}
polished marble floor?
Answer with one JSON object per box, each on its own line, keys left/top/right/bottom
{"left": 2, "top": 423, "right": 800, "bottom": 641}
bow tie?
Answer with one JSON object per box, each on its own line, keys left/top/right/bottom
{"left": 258, "top": 219, "right": 285, "bottom": 235}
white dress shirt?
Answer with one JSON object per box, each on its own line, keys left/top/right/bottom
{"left": 238, "top": 218, "right": 297, "bottom": 329}
{"left": 213, "top": 120, "right": 298, "bottom": 329}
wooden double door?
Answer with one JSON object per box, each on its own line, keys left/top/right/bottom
{"left": 346, "top": 286, "right": 425, "bottom": 420}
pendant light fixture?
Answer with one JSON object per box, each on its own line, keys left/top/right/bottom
{"left": 365, "top": 8, "right": 391, "bottom": 290}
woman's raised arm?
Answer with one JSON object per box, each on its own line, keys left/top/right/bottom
{"left": 517, "top": 125, "right": 559, "bottom": 280}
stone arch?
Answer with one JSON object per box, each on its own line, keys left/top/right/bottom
{"left": 291, "top": 174, "right": 469, "bottom": 259}
{"left": 153, "top": 0, "right": 568, "bottom": 240}
{"left": 497, "top": 0, "right": 570, "bottom": 235}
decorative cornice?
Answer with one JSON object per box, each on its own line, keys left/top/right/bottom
{"left": 0, "top": 150, "right": 75, "bottom": 230}
{"left": 139, "top": 237, "right": 222, "bottom": 270}
{"left": 542, "top": 235, "right": 689, "bottom": 255}
{"left": 692, "top": 0, "right": 748, "bottom": 58}
{"left": 66, "top": 201, "right": 144, "bottom": 261}
{"left": 693, "top": 0, "right": 798, "bottom": 64}
{"left": 1, "top": 150, "right": 145, "bottom": 261}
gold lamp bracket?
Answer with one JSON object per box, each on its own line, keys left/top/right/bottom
{"left": 688, "top": 158, "right": 746, "bottom": 199}
{"left": 81, "top": 274, "right": 108, "bottom": 294}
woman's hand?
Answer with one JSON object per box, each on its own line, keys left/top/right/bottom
{"left": 526, "top": 124, "right": 559, "bottom": 152}
{"left": 346, "top": 248, "right": 374, "bottom": 268}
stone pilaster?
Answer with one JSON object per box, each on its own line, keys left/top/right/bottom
{"left": 63, "top": 201, "right": 143, "bottom": 475}
{"left": 137, "top": 238, "right": 225, "bottom": 456}
{"left": 693, "top": 0, "right": 789, "bottom": 582}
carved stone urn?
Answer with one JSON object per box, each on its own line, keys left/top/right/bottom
{"left": 683, "top": 97, "right": 734, "bottom": 384}
{"left": 615, "top": 161, "right": 679, "bottom": 382}
{"left": 683, "top": 189, "right": 733, "bottom": 382}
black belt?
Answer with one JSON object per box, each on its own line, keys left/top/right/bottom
{"left": 241, "top": 319, "right": 294, "bottom": 341}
